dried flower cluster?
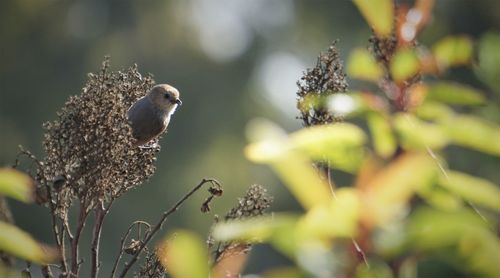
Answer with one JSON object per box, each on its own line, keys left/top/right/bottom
{"left": 224, "top": 184, "right": 273, "bottom": 221}
{"left": 213, "top": 184, "right": 273, "bottom": 263}
{"left": 297, "top": 41, "right": 349, "bottom": 126}
{"left": 135, "top": 250, "right": 166, "bottom": 278}
{"left": 36, "top": 58, "right": 159, "bottom": 216}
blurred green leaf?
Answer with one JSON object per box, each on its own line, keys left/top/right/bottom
{"left": 394, "top": 114, "right": 449, "bottom": 150}
{"left": 438, "top": 171, "right": 500, "bottom": 211}
{"left": 0, "top": 168, "right": 34, "bottom": 203}
{"left": 363, "top": 152, "right": 438, "bottom": 226}
{"left": 432, "top": 36, "right": 473, "bottom": 69}
{"left": 353, "top": 0, "right": 394, "bottom": 37}
{"left": 0, "top": 265, "right": 24, "bottom": 278}
{"left": 390, "top": 48, "right": 420, "bottom": 82}
{"left": 355, "top": 258, "right": 393, "bottom": 278}
{"left": 408, "top": 208, "right": 500, "bottom": 277}
{"left": 475, "top": 32, "right": 500, "bottom": 94}
{"left": 299, "top": 188, "right": 360, "bottom": 239}
{"left": 444, "top": 115, "right": 500, "bottom": 156}
{"left": 290, "top": 124, "right": 367, "bottom": 172}
{"left": 347, "top": 48, "right": 384, "bottom": 81}
{"left": 0, "top": 221, "right": 57, "bottom": 264}
{"left": 417, "top": 185, "right": 463, "bottom": 211}
{"left": 415, "top": 101, "right": 454, "bottom": 122}
{"left": 159, "top": 230, "right": 209, "bottom": 278}
{"left": 367, "top": 113, "right": 397, "bottom": 158}
{"left": 426, "top": 82, "right": 485, "bottom": 105}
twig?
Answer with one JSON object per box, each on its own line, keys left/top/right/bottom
{"left": 110, "top": 221, "right": 151, "bottom": 278}
{"left": 90, "top": 200, "right": 113, "bottom": 278}
{"left": 118, "top": 178, "right": 220, "bottom": 278}
{"left": 70, "top": 201, "right": 90, "bottom": 276}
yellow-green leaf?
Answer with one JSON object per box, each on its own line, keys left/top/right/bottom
{"left": 367, "top": 113, "right": 397, "bottom": 158}
{"left": 475, "top": 32, "right": 500, "bottom": 94}
{"left": 159, "top": 230, "right": 209, "bottom": 278}
{"left": 0, "top": 168, "right": 34, "bottom": 203}
{"left": 444, "top": 115, "right": 500, "bottom": 156}
{"left": 353, "top": 0, "right": 394, "bottom": 37}
{"left": 347, "top": 48, "right": 384, "bottom": 81}
{"left": 426, "top": 82, "right": 485, "bottom": 105}
{"left": 390, "top": 48, "right": 420, "bottom": 82}
{"left": 433, "top": 36, "right": 473, "bottom": 69}
{"left": 439, "top": 171, "right": 500, "bottom": 211}
{"left": 290, "top": 123, "right": 367, "bottom": 173}
{"left": 0, "top": 221, "right": 57, "bottom": 264}
{"left": 415, "top": 101, "right": 454, "bottom": 122}
{"left": 394, "top": 113, "right": 449, "bottom": 150}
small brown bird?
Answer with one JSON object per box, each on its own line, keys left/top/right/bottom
{"left": 127, "top": 84, "right": 182, "bottom": 146}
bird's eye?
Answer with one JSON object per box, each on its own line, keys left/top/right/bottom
{"left": 164, "top": 93, "right": 170, "bottom": 99}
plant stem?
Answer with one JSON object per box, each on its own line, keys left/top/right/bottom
{"left": 70, "top": 201, "right": 89, "bottom": 276}
{"left": 118, "top": 178, "right": 219, "bottom": 278}
{"left": 90, "top": 200, "right": 109, "bottom": 278}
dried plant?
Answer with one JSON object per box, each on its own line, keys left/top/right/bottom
{"left": 212, "top": 184, "right": 273, "bottom": 276}
{"left": 297, "top": 41, "right": 349, "bottom": 126}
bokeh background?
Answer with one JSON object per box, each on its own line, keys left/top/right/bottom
{"left": 1, "top": 0, "right": 499, "bottom": 276}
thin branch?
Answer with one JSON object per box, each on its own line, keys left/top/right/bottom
{"left": 110, "top": 221, "right": 151, "bottom": 278}
{"left": 90, "top": 200, "right": 113, "bottom": 278}
{"left": 70, "top": 201, "right": 90, "bottom": 276}
{"left": 118, "top": 178, "right": 220, "bottom": 278}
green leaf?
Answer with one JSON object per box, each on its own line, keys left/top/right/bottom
{"left": 0, "top": 168, "right": 34, "bottom": 203}
{"left": 426, "top": 82, "right": 485, "bottom": 105}
{"left": 390, "top": 48, "right": 420, "bottom": 82}
{"left": 475, "top": 32, "right": 500, "bottom": 94}
{"left": 444, "top": 115, "right": 500, "bottom": 156}
{"left": 438, "top": 171, "right": 500, "bottom": 211}
{"left": 394, "top": 113, "right": 449, "bottom": 150}
{"left": 415, "top": 101, "right": 454, "bottom": 122}
{"left": 408, "top": 208, "right": 500, "bottom": 277}
{"left": 367, "top": 113, "right": 397, "bottom": 158}
{"left": 0, "top": 265, "right": 24, "bottom": 278}
{"left": 353, "top": 0, "right": 394, "bottom": 37}
{"left": 432, "top": 36, "right": 473, "bottom": 69}
{"left": 0, "top": 221, "right": 57, "bottom": 264}
{"left": 159, "top": 230, "right": 209, "bottom": 278}
{"left": 290, "top": 123, "right": 367, "bottom": 173}
{"left": 355, "top": 258, "right": 393, "bottom": 278}
{"left": 347, "top": 48, "right": 384, "bottom": 81}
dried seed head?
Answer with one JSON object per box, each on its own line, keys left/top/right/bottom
{"left": 36, "top": 58, "right": 160, "bottom": 216}
{"left": 225, "top": 184, "right": 273, "bottom": 221}
{"left": 297, "top": 41, "right": 348, "bottom": 126}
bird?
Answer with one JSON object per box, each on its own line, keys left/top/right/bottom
{"left": 127, "top": 84, "right": 182, "bottom": 147}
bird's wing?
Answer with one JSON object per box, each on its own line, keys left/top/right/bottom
{"left": 127, "top": 97, "right": 165, "bottom": 145}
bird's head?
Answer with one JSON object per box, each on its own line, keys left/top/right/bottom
{"left": 148, "top": 84, "right": 182, "bottom": 114}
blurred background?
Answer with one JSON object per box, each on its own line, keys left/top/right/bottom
{"left": 1, "top": 0, "right": 499, "bottom": 276}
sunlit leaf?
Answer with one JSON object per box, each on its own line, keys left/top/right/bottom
{"left": 444, "top": 115, "right": 500, "bottom": 156}
{"left": 408, "top": 208, "right": 500, "bottom": 277}
{"left": 347, "top": 48, "right": 384, "bottom": 81}
{"left": 361, "top": 153, "right": 437, "bottom": 227}
{"left": 290, "top": 123, "right": 367, "bottom": 172}
{"left": 0, "top": 168, "right": 34, "bottom": 203}
{"left": 159, "top": 230, "right": 209, "bottom": 278}
{"left": 0, "top": 221, "right": 57, "bottom": 264}
{"left": 367, "top": 113, "right": 397, "bottom": 158}
{"left": 299, "top": 189, "right": 360, "bottom": 239}
{"left": 417, "top": 185, "right": 463, "bottom": 211}
{"left": 353, "top": 0, "right": 394, "bottom": 37}
{"left": 212, "top": 242, "right": 250, "bottom": 278}
{"left": 432, "top": 36, "right": 473, "bottom": 69}
{"left": 438, "top": 171, "right": 500, "bottom": 211}
{"left": 390, "top": 48, "right": 420, "bottom": 82}
{"left": 426, "top": 82, "right": 485, "bottom": 105}
{"left": 475, "top": 32, "right": 500, "bottom": 94}
{"left": 394, "top": 113, "right": 449, "bottom": 150}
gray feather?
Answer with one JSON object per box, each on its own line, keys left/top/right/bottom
{"left": 127, "top": 97, "right": 167, "bottom": 145}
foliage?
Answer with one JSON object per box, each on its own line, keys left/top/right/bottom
{"left": 202, "top": 1, "right": 500, "bottom": 277}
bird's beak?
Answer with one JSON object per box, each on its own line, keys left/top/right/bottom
{"left": 175, "top": 98, "right": 182, "bottom": 106}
